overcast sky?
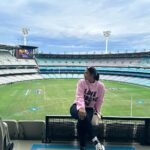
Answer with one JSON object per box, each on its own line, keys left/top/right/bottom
{"left": 0, "top": 0, "right": 150, "bottom": 53}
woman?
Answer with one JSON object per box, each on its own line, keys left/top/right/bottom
{"left": 70, "top": 67, "right": 105, "bottom": 150}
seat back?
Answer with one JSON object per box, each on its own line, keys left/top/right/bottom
{"left": 4, "top": 120, "right": 19, "bottom": 140}
{"left": 18, "top": 120, "right": 45, "bottom": 140}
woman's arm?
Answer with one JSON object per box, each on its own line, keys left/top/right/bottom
{"left": 94, "top": 83, "right": 105, "bottom": 113}
{"left": 75, "top": 80, "right": 87, "bottom": 120}
{"left": 76, "top": 79, "right": 85, "bottom": 110}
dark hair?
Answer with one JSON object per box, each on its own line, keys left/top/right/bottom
{"left": 87, "top": 66, "right": 100, "bottom": 81}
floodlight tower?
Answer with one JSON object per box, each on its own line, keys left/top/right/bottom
{"left": 22, "top": 28, "right": 30, "bottom": 45}
{"left": 103, "top": 30, "right": 111, "bottom": 54}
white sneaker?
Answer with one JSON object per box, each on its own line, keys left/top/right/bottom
{"left": 95, "top": 143, "right": 105, "bottom": 150}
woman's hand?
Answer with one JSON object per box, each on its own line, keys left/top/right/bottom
{"left": 78, "top": 108, "right": 86, "bottom": 120}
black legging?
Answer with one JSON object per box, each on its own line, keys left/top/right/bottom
{"left": 70, "top": 104, "right": 95, "bottom": 147}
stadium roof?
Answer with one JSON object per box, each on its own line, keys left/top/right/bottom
{"left": 0, "top": 44, "right": 18, "bottom": 50}
{"left": 0, "top": 44, "right": 38, "bottom": 51}
{"left": 19, "top": 45, "right": 38, "bottom": 49}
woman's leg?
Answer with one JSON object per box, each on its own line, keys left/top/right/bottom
{"left": 84, "top": 108, "right": 95, "bottom": 140}
{"left": 70, "top": 104, "right": 104, "bottom": 150}
{"left": 70, "top": 103, "right": 79, "bottom": 119}
{"left": 70, "top": 104, "right": 86, "bottom": 148}
{"left": 77, "top": 120, "right": 86, "bottom": 148}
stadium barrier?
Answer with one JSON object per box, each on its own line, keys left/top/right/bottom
{"left": 45, "top": 115, "right": 150, "bottom": 145}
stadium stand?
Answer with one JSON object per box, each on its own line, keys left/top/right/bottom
{"left": 45, "top": 115, "right": 150, "bottom": 145}
{"left": 0, "top": 48, "right": 42, "bottom": 85}
{"left": 0, "top": 50, "right": 36, "bottom": 66}
{"left": 35, "top": 52, "right": 150, "bottom": 68}
{"left": 1, "top": 115, "right": 150, "bottom": 146}
{"left": 35, "top": 52, "right": 150, "bottom": 87}
{"left": 0, "top": 47, "right": 150, "bottom": 87}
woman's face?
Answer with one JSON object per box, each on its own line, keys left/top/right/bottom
{"left": 84, "top": 69, "right": 94, "bottom": 81}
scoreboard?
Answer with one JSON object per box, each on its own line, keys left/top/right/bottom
{"left": 16, "top": 48, "right": 33, "bottom": 59}
{"left": 15, "top": 45, "right": 37, "bottom": 59}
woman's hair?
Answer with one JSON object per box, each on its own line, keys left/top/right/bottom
{"left": 87, "top": 66, "right": 100, "bottom": 81}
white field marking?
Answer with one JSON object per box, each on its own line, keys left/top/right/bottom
{"left": 25, "top": 89, "right": 30, "bottom": 96}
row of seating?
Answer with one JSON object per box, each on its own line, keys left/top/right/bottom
{"left": 36, "top": 57, "right": 150, "bottom": 68}
{"left": 39, "top": 74, "right": 150, "bottom": 87}
{"left": 39, "top": 66, "right": 150, "bottom": 74}
{"left": 98, "top": 67, "right": 150, "bottom": 73}
{"left": 39, "top": 67, "right": 150, "bottom": 78}
{"left": 1, "top": 119, "right": 148, "bottom": 144}
{"left": 45, "top": 116, "right": 150, "bottom": 145}
{"left": 3, "top": 120, "right": 45, "bottom": 140}
{"left": 0, "top": 69, "right": 38, "bottom": 75}
{"left": 40, "top": 73, "right": 84, "bottom": 79}
{"left": 100, "top": 75, "right": 150, "bottom": 87}
{"left": 0, "top": 73, "right": 149, "bottom": 87}
{"left": 0, "top": 51, "right": 37, "bottom": 66}
{"left": 0, "top": 74, "right": 42, "bottom": 85}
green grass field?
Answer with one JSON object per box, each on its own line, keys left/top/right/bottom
{"left": 0, "top": 79, "right": 150, "bottom": 120}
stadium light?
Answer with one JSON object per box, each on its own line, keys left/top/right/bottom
{"left": 22, "top": 28, "right": 30, "bottom": 45}
{"left": 103, "top": 30, "right": 111, "bottom": 54}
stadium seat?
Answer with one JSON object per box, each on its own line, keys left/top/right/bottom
{"left": 47, "top": 121, "right": 75, "bottom": 141}
{"left": 93, "top": 124, "right": 105, "bottom": 140}
{"left": 4, "top": 120, "right": 19, "bottom": 140}
{"left": 84, "top": 124, "right": 104, "bottom": 142}
{"left": 135, "top": 124, "right": 145, "bottom": 144}
{"left": 105, "top": 123, "right": 134, "bottom": 142}
{"left": 0, "top": 119, "right": 4, "bottom": 150}
{"left": 0, "top": 118, "right": 13, "bottom": 150}
{"left": 18, "top": 121, "right": 45, "bottom": 140}
{"left": 135, "top": 122, "right": 150, "bottom": 145}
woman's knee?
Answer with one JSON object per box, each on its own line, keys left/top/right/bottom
{"left": 70, "top": 103, "right": 78, "bottom": 119}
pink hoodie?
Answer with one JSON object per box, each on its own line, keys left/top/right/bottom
{"left": 75, "top": 79, "right": 105, "bottom": 113}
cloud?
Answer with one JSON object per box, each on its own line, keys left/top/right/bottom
{"left": 0, "top": 0, "right": 149, "bottom": 52}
